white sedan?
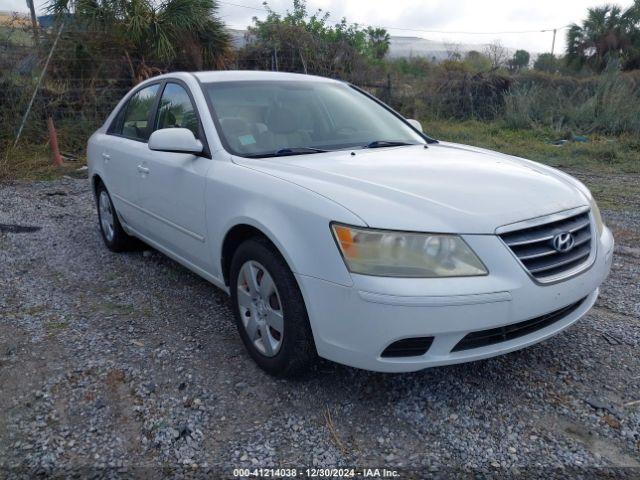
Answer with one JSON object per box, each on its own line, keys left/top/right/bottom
{"left": 88, "top": 71, "right": 614, "bottom": 377}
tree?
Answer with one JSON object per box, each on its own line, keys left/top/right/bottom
{"left": 366, "top": 27, "right": 390, "bottom": 60}
{"left": 483, "top": 40, "right": 508, "bottom": 69}
{"left": 464, "top": 50, "right": 491, "bottom": 71}
{"left": 566, "top": 1, "right": 640, "bottom": 72}
{"left": 508, "top": 49, "right": 530, "bottom": 72}
{"left": 47, "top": 0, "right": 231, "bottom": 82}
{"left": 239, "top": 0, "right": 389, "bottom": 77}
{"left": 533, "top": 53, "right": 560, "bottom": 73}
{"left": 444, "top": 42, "right": 462, "bottom": 61}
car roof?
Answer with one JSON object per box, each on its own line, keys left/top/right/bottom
{"left": 192, "top": 70, "right": 341, "bottom": 84}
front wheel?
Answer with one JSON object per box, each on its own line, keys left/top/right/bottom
{"left": 230, "top": 238, "right": 316, "bottom": 377}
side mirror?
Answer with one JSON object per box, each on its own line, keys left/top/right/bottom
{"left": 148, "top": 128, "right": 203, "bottom": 154}
{"left": 406, "top": 119, "right": 423, "bottom": 133}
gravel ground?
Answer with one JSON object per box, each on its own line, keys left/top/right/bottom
{"left": 0, "top": 176, "right": 639, "bottom": 478}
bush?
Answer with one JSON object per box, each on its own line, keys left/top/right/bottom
{"left": 387, "top": 67, "right": 511, "bottom": 121}
{"left": 384, "top": 57, "right": 640, "bottom": 135}
{"left": 504, "top": 71, "right": 640, "bottom": 134}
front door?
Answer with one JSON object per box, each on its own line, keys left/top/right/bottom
{"left": 137, "top": 82, "right": 213, "bottom": 271}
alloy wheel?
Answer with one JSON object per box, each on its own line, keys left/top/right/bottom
{"left": 98, "top": 191, "right": 115, "bottom": 242}
{"left": 236, "top": 260, "right": 284, "bottom": 357}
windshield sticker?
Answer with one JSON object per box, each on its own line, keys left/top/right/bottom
{"left": 238, "top": 134, "right": 256, "bottom": 146}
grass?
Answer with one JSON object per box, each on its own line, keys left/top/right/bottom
{"left": 423, "top": 120, "right": 640, "bottom": 174}
{"left": 1, "top": 114, "right": 95, "bottom": 182}
{"left": 0, "top": 143, "right": 86, "bottom": 183}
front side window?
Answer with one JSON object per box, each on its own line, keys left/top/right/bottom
{"left": 155, "top": 83, "right": 200, "bottom": 138}
{"left": 120, "top": 84, "right": 160, "bottom": 141}
{"left": 203, "top": 80, "right": 425, "bottom": 157}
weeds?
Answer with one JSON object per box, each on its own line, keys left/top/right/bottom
{"left": 424, "top": 119, "right": 640, "bottom": 174}
{"left": 1, "top": 144, "right": 58, "bottom": 182}
{"left": 503, "top": 72, "right": 640, "bottom": 135}
{"left": 0, "top": 143, "right": 85, "bottom": 183}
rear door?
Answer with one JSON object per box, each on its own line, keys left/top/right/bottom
{"left": 137, "top": 81, "right": 213, "bottom": 271}
{"left": 102, "top": 83, "right": 161, "bottom": 231}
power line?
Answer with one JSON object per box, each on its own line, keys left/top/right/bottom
{"left": 219, "top": 1, "right": 266, "bottom": 12}
{"left": 218, "top": 0, "right": 572, "bottom": 36}
{"left": 362, "top": 25, "right": 572, "bottom": 35}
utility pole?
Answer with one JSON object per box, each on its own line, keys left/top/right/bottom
{"left": 551, "top": 28, "right": 557, "bottom": 55}
{"left": 26, "top": 0, "right": 39, "bottom": 45}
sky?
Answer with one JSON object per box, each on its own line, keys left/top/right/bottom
{"left": 2, "top": 0, "right": 635, "bottom": 53}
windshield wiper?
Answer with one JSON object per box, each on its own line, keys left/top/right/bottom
{"left": 274, "top": 147, "right": 329, "bottom": 155}
{"left": 245, "top": 147, "right": 329, "bottom": 158}
{"left": 363, "top": 140, "right": 419, "bottom": 149}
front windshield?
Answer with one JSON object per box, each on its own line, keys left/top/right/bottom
{"left": 203, "top": 80, "right": 426, "bottom": 157}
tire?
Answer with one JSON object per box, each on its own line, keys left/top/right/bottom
{"left": 95, "top": 182, "right": 137, "bottom": 252}
{"left": 230, "top": 237, "right": 317, "bottom": 377}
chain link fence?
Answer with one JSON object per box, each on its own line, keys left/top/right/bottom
{"left": 1, "top": 18, "right": 133, "bottom": 159}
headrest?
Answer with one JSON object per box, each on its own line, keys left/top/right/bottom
{"left": 265, "top": 106, "right": 298, "bottom": 134}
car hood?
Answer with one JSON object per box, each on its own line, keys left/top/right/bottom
{"left": 233, "top": 142, "right": 590, "bottom": 234}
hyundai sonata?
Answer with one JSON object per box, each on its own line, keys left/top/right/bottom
{"left": 87, "top": 71, "right": 614, "bottom": 377}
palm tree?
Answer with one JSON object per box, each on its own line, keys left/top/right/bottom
{"left": 622, "top": 0, "right": 640, "bottom": 69}
{"left": 566, "top": 1, "right": 640, "bottom": 72}
{"left": 366, "top": 27, "right": 391, "bottom": 60}
{"left": 47, "top": 0, "right": 231, "bottom": 82}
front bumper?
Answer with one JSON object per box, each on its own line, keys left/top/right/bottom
{"left": 295, "top": 226, "right": 614, "bottom": 372}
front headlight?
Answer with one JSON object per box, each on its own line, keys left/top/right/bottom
{"left": 331, "top": 224, "right": 488, "bottom": 278}
{"left": 590, "top": 197, "right": 604, "bottom": 236}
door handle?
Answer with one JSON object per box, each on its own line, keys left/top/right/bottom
{"left": 137, "top": 165, "right": 150, "bottom": 174}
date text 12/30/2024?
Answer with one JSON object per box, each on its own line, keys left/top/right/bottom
{"left": 232, "top": 468, "right": 400, "bottom": 477}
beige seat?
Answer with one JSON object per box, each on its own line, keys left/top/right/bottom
{"left": 263, "top": 106, "right": 311, "bottom": 150}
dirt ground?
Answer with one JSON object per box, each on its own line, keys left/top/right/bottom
{"left": 0, "top": 172, "right": 639, "bottom": 477}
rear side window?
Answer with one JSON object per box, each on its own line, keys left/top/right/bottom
{"left": 117, "top": 84, "right": 160, "bottom": 141}
{"left": 155, "top": 83, "right": 200, "bottom": 138}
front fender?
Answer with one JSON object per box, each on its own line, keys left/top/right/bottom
{"left": 206, "top": 161, "right": 364, "bottom": 287}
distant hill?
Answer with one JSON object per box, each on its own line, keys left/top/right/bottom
{"left": 388, "top": 36, "right": 453, "bottom": 60}
{"left": 227, "top": 29, "right": 519, "bottom": 62}
{"left": 387, "top": 35, "right": 510, "bottom": 61}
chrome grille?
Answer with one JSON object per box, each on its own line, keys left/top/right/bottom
{"left": 500, "top": 209, "right": 593, "bottom": 282}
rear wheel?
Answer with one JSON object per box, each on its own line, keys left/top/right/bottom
{"left": 95, "top": 182, "right": 136, "bottom": 252}
{"left": 230, "top": 237, "right": 316, "bottom": 377}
